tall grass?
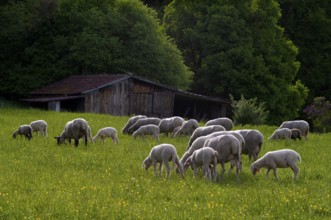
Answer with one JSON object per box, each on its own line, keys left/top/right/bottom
{"left": 0, "top": 108, "right": 330, "bottom": 219}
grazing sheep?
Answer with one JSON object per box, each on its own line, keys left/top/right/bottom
{"left": 183, "top": 147, "right": 218, "bottom": 181}
{"left": 179, "top": 131, "right": 245, "bottom": 175}
{"left": 205, "top": 117, "right": 234, "bottom": 131}
{"left": 142, "top": 143, "right": 184, "bottom": 179}
{"left": 158, "top": 116, "right": 184, "bottom": 136}
{"left": 29, "top": 120, "right": 48, "bottom": 136}
{"left": 188, "top": 125, "right": 226, "bottom": 147}
{"left": 127, "top": 117, "right": 161, "bottom": 135}
{"left": 290, "top": 128, "right": 302, "bottom": 140}
{"left": 278, "top": 120, "right": 309, "bottom": 140}
{"left": 13, "top": 125, "right": 32, "bottom": 140}
{"left": 122, "top": 115, "right": 147, "bottom": 134}
{"left": 132, "top": 124, "right": 160, "bottom": 141}
{"left": 250, "top": 149, "right": 301, "bottom": 180}
{"left": 268, "top": 128, "right": 292, "bottom": 140}
{"left": 235, "top": 129, "right": 264, "bottom": 161}
{"left": 55, "top": 118, "right": 89, "bottom": 147}
{"left": 203, "top": 135, "right": 241, "bottom": 182}
{"left": 173, "top": 119, "right": 199, "bottom": 137}
{"left": 92, "top": 127, "right": 119, "bottom": 144}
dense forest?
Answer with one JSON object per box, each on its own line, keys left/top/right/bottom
{"left": 0, "top": 0, "right": 330, "bottom": 124}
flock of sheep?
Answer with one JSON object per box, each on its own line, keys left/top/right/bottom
{"left": 13, "top": 116, "right": 308, "bottom": 182}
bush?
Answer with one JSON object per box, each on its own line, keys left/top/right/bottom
{"left": 303, "top": 97, "right": 331, "bottom": 133}
{"left": 230, "top": 95, "right": 269, "bottom": 125}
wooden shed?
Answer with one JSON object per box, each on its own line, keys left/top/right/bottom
{"left": 23, "top": 74, "right": 231, "bottom": 120}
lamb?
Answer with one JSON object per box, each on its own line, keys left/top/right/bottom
{"left": 250, "top": 149, "right": 301, "bottom": 180}
{"left": 92, "top": 127, "right": 119, "bottom": 144}
{"left": 203, "top": 135, "right": 241, "bottom": 182}
{"left": 188, "top": 125, "right": 226, "bottom": 147}
{"left": 183, "top": 147, "right": 218, "bottom": 181}
{"left": 12, "top": 125, "right": 33, "bottom": 140}
{"left": 158, "top": 116, "right": 184, "bottom": 136}
{"left": 278, "top": 120, "right": 309, "bottom": 140}
{"left": 173, "top": 119, "right": 199, "bottom": 137}
{"left": 29, "top": 120, "right": 48, "bottom": 136}
{"left": 132, "top": 124, "right": 160, "bottom": 141}
{"left": 205, "top": 117, "right": 234, "bottom": 131}
{"left": 235, "top": 129, "right": 264, "bottom": 161}
{"left": 55, "top": 118, "right": 90, "bottom": 147}
{"left": 268, "top": 128, "right": 292, "bottom": 140}
{"left": 127, "top": 117, "right": 161, "bottom": 135}
{"left": 290, "top": 128, "right": 302, "bottom": 140}
{"left": 122, "top": 115, "right": 147, "bottom": 134}
{"left": 142, "top": 143, "right": 184, "bottom": 179}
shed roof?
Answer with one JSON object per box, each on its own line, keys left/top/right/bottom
{"left": 30, "top": 74, "right": 128, "bottom": 95}
{"left": 27, "top": 73, "right": 230, "bottom": 104}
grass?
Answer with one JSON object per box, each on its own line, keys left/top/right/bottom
{"left": 0, "top": 108, "right": 330, "bottom": 219}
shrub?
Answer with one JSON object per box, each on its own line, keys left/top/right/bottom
{"left": 304, "top": 97, "right": 331, "bottom": 133}
{"left": 230, "top": 95, "right": 269, "bottom": 125}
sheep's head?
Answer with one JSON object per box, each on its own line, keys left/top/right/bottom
{"left": 54, "top": 136, "right": 65, "bottom": 145}
{"left": 12, "top": 132, "right": 17, "bottom": 139}
{"left": 183, "top": 157, "right": 192, "bottom": 171}
{"left": 142, "top": 158, "right": 152, "bottom": 170}
{"left": 250, "top": 164, "right": 260, "bottom": 175}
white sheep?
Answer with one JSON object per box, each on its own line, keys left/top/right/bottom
{"left": 181, "top": 131, "right": 244, "bottom": 167}
{"left": 29, "top": 120, "right": 48, "bottom": 136}
{"left": 142, "top": 143, "right": 184, "bottom": 179}
{"left": 183, "top": 147, "right": 218, "bottom": 181}
{"left": 92, "top": 127, "right": 119, "bottom": 144}
{"left": 132, "top": 124, "right": 160, "bottom": 141}
{"left": 235, "top": 129, "right": 264, "bottom": 161}
{"left": 173, "top": 119, "right": 199, "bottom": 137}
{"left": 268, "top": 128, "right": 292, "bottom": 140}
{"left": 205, "top": 117, "right": 234, "bottom": 131}
{"left": 250, "top": 149, "right": 301, "bottom": 180}
{"left": 278, "top": 120, "right": 309, "bottom": 140}
{"left": 55, "top": 118, "right": 90, "bottom": 147}
{"left": 188, "top": 125, "right": 226, "bottom": 147}
{"left": 158, "top": 116, "right": 184, "bottom": 136}
{"left": 127, "top": 117, "right": 161, "bottom": 135}
{"left": 203, "top": 134, "right": 241, "bottom": 182}
{"left": 12, "top": 125, "right": 33, "bottom": 140}
{"left": 122, "top": 115, "right": 147, "bottom": 134}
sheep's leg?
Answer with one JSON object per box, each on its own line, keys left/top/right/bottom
{"left": 272, "top": 168, "right": 279, "bottom": 180}
{"left": 163, "top": 161, "right": 171, "bottom": 179}
{"left": 220, "top": 163, "right": 226, "bottom": 181}
{"left": 204, "top": 164, "right": 211, "bottom": 181}
{"left": 235, "top": 159, "right": 240, "bottom": 182}
{"left": 290, "top": 165, "right": 300, "bottom": 180}
{"left": 266, "top": 168, "right": 271, "bottom": 178}
{"left": 193, "top": 163, "right": 198, "bottom": 178}
{"left": 83, "top": 135, "right": 88, "bottom": 146}
{"left": 74, "top": 138, "right": 79, "bottom": 147}
{"left": 158, "top": 163, "right": 163, "bottom": 177}
{"left": 153, "top": 162, "right": 158, "bottom": 177}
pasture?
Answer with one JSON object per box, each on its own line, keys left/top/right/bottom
{"left": 0, "top": 108, "right": 330, "bottom": 219}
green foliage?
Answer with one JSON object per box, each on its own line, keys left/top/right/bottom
{"left": 0, "top": 0, "right": 192, "bottom": 96}
{"left": 163, "top": 0, "right": 306, "bottom": 124}
{"left": 279, "top": 0, "right": 331, "bottom": 102}
{"left": 230, "top": 94, "right": 269, "bottom": 125}
{"left": 0, "top": 108, "right": 330, "bottom": 218}
{"left": 304, "top": 97, "right": 331, "bottom": 133}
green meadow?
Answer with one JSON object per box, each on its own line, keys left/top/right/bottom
{"left": 0, "top": 108, "right": 330, "bottom": 219}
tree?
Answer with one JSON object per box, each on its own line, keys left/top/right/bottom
{"left": 0, "top": 0, "right": 192, "bottom": 96}
{"left": 163, "top": 0, "right": 307, "bottom": 124}
{"left": 279, "top": 0, "right": 331, "bottom": 102}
